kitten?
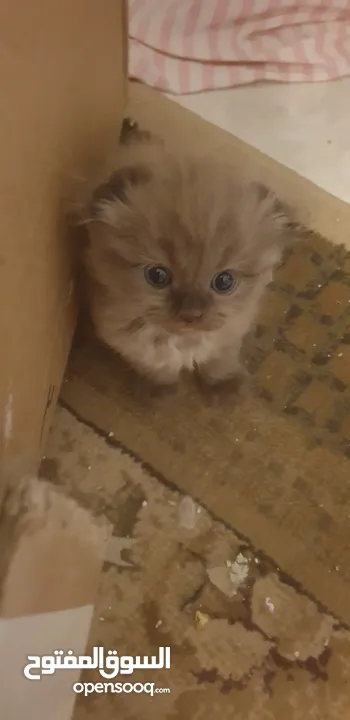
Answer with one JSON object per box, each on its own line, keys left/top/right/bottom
{"left": 82, "top": 131, "right": 300, "bottom": 386}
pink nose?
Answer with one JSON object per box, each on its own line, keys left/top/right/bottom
{"left": 179, "top": 308, "right": 203, "bottom": 324}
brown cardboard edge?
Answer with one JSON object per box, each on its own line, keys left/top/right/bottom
{"left": 122, "top": 0, "right": 129, "bottom": 103}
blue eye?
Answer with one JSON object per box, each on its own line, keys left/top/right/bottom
{"left": 144, "top": 265, "right": 172, "bottom": 288}
{"left": 211, "top": 270, "right": 236, "bottom": 294}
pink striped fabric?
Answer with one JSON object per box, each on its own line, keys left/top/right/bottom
{"left": 128, "top": 0, "right": 350, "bottom": 94}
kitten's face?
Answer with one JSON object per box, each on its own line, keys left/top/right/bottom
{"left": 84, "top": 148, "right": 300, "bottom": 338}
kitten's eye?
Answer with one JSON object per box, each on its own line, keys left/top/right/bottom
{"left": 211, "top": 270, "right": 236, "bottom": 294}
{"left": 144, "top": 265, "right": 172, "bottom": 288}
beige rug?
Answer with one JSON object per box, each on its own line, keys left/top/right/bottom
{"left": 40, "top": 406, "right": 350, "bottom": 719}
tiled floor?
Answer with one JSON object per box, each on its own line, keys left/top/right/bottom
{"left": 172, "top": 77, "right": 350, "bottom": 204}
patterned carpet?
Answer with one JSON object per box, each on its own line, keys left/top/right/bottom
{"left": 49, "top": 222, "right": 350, "bottom": 718}
{"left": 61, "top": 231, "right": 350, "bottom": 623}
{"left": 41, "top": 401, "right": 350, "bottom": 719}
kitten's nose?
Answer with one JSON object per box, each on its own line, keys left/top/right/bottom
{"left": 179, "top": 308, "right": 203, "bottom": 324}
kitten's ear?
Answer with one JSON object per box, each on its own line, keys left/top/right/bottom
{"left": 120, "top": 118, "right": 156, "bottom": 146}
{"left": 251, "top": 182, "right": 303, "bottom": 238}
{"left": 246, "top": 182, "right": 305, "bottom": 271}
{"left": 82, "top": 163, "right": 152, "bottom": 268}
{"left": 86, "top": 163, "right": 151, "bottom": 223}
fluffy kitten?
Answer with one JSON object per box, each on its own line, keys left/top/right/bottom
{"left": 82, "top": 131, "right": 300, "bottom": 386}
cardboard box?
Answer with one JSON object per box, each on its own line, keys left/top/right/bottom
{"left": 1, "top": 79, "right": 350, "bottom": 719}
{"left": 0, "top": 0, "right": 127, "bottom": 500}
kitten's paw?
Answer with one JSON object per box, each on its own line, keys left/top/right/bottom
{"left": 143, "top": 380, "right": 178, "bottom": 399}
{"left": 126, "top": 364, "right": 179, "bottom": 401}
{"left": 143, "top": 366, "right": 180, "bottom": 388}
{"left": 196, "top": 365, "right": 250, "bottom": 406}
